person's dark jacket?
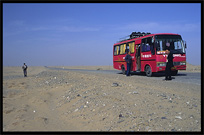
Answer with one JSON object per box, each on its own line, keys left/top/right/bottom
{"left": 167, "top": 51, "right": 174, "bottom": 67}
{"left": 125, "top": 54, "right": 132, "bottom": 63}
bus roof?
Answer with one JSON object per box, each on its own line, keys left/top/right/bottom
{"left": 114, "top": 33, "right": 181, "bottom": 45}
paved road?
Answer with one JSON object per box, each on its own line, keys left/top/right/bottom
{"left": 45, "top": 66, "right": 201, "bottom": 86}
{"left": 147, "top": 72, "right": 201, "bottom": 86}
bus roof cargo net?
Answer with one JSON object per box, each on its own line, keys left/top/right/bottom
{"left": 130, "top": 32, "right": 151, "bottom": 39}
{"left": 117, "top": 32, "right": 151, "bottom": 43}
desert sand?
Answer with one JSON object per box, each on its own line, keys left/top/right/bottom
{"left": 3, "top": 64, "right": 201, "bottom": 132}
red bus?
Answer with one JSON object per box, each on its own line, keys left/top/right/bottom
{"left": 113, "top": 32, "right": 187, "bottom": 77}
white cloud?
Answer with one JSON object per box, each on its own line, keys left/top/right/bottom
{"left": 8, "top": 20, "right": 25, "bottom": 26}
{"left": 58, "top": 26, "right": 100, "bottom": 32}
{"left": 28, "top": 25, "right": 101, "bottom": 33}
{"left": 118, "top": 22, "right": 200, "bottom": 33}
{"left": 4, "top": 24, "right": 100, "bottom": 37}
{"left": 3, "top": 24, "right": 101, "bottom": 40}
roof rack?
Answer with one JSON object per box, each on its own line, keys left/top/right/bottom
{"left": 130, "top": 32, "right": 151, "bottom": 39}
{"left": 117, "top": 32, "right": 151, "bottom": 43}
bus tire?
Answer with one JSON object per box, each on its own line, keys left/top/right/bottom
{"left": 172, "top": 70, "right": 178, "bottom": 76}
{"left": 121, "top": 65, "right": 126, "bottom": 75}
{"left": 145, "top": 65, "right": 152, "bottom": 77}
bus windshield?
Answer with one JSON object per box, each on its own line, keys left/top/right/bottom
{"left": 155, "top": 35, "right": 185, "bottom": 54}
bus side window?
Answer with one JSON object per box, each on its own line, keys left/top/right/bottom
{"left": 120, "top": 44, "right": 126, "bottom": 54}
{"left": 154, "top": 41, "right": 160, "bottom": 51}
{"left": 148, "top": 37, "right": 155, "bottom": 55}
{"left": 126, "top": 43, "right": 129, "bottom": 53}
{"left": 114, "top": 46, "right": 120, "bottom": 55}
{"left": 141, "top": 38, "right": 145, "bottom": 52}
{"left": 146, "top": 43, "right": 150, "bottom": 51}
{"left": 142, "top": 43, "right": 146, "bottom": 52}
{"left": 129, "top": 42, "right": 135, "bottom": 53}
{"left": 120, "top": 44, "right": 123, "bottom": 54}
{"left": 142, "top": 37, "right": 152, "bottom": 52}
{"left": 123, "top": 44, "right": 126, "bottom": 54}
{"left": 150, "top": 45, "right": 155, "bottom": 55}
{"left": 114, "top": 46, "right": 117, "bottom": 55}
{"left": 117, "top": 46, "right": 120, "bottom": 55}
{"left": 146, "top": 37, "right": 152, "bottom": 52}
{"left": 141, "top": 41, "right": 150, "bottom": 52}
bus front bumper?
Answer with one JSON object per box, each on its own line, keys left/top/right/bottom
{"left": 157, "top": 65, "right": 186, "bottom": 72}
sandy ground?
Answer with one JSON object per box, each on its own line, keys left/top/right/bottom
{"left": 3, "top": 64, "right": 201, "bottom": 132}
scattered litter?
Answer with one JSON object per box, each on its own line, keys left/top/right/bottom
{"left": 74, "top": 109, "right": 78, "bottom": 112}
{"left": 117, "top": 120, "right": 124, "bottom": 123}
{"left": 193, "top": 104, "right": 197, "bottom": 107}
{"left": 175, "top": 116, "right": 182, "bottom": 119}
{"left": 112, "top": 83, "right": 119, "bottom": 87}
{"left": 119, "top": 114, "right": 123, "bottom": 118}
{"left": 133, "top": 91, "right": 139, "bottom": 94}
{"left": 45, "top": 81, "right": 49, "bottom": 84}
{"left": 186, "top": 101, "right": 190, "bottom": 105}
{"left": 145, "top": 126, "right": 150, "bottom": 130}
{"left": 79, "top": 105, "right": 84, "bottom": 109}
{"left": 168, "top": 100, "right": 173, "bottom": 103}
{"left": 161, "top": 117, "right": 167, "bottom": 119}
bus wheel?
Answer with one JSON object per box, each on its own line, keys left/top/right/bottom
{"left": 145, "top": 65, "right": 152, "bottom": 77}
{"left": 172, "top": 70, "right": 178, "bottom": 76}
{"left": 121, "top": 65, "right": 126, "bottom": 75}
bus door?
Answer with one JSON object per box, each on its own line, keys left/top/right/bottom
{"left": 127, "top": 42, "right": 135, "bottom": 71}
{"left": 140, "top": 37, "right": 156, "bottom": 72}
{"left": 135, "top": 40, "right": 142, "bottom": 71}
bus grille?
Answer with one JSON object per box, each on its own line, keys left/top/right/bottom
{"left": 173, "top": 62, "right": 180, "bottom": 66}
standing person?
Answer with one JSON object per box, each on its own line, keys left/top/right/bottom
{"left": 22, "top": 63, "right": 28, "bottom": 77}
{"left": 164, "top": 49, "right": 174, "bottom": 81}
{"left": 125, "top": 50, "right": 132, "bottom": 76}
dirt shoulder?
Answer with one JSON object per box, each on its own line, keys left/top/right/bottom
{"left": 184, "top": 63, "right": 201, "bottom": 72}
{"left": 50, "top": 62, "right": 201, "bottom": 72}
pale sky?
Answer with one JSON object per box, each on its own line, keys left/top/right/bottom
{"left": 3, "top": 3, "right": 201, "bottom": 66}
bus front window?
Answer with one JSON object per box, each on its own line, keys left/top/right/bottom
{"left": 155, "top": 35, "right": 185, "bottom": 54}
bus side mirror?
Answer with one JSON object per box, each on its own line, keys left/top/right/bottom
{"left": 183, "top": 40, "right": 187, "bottom": 48}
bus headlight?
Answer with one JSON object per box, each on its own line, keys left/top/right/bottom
{"left": 157, "top": 62, "right": 166, "bottom": 67}
{"left": 180, "top": 61, "right": 186, "bottom": 65}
